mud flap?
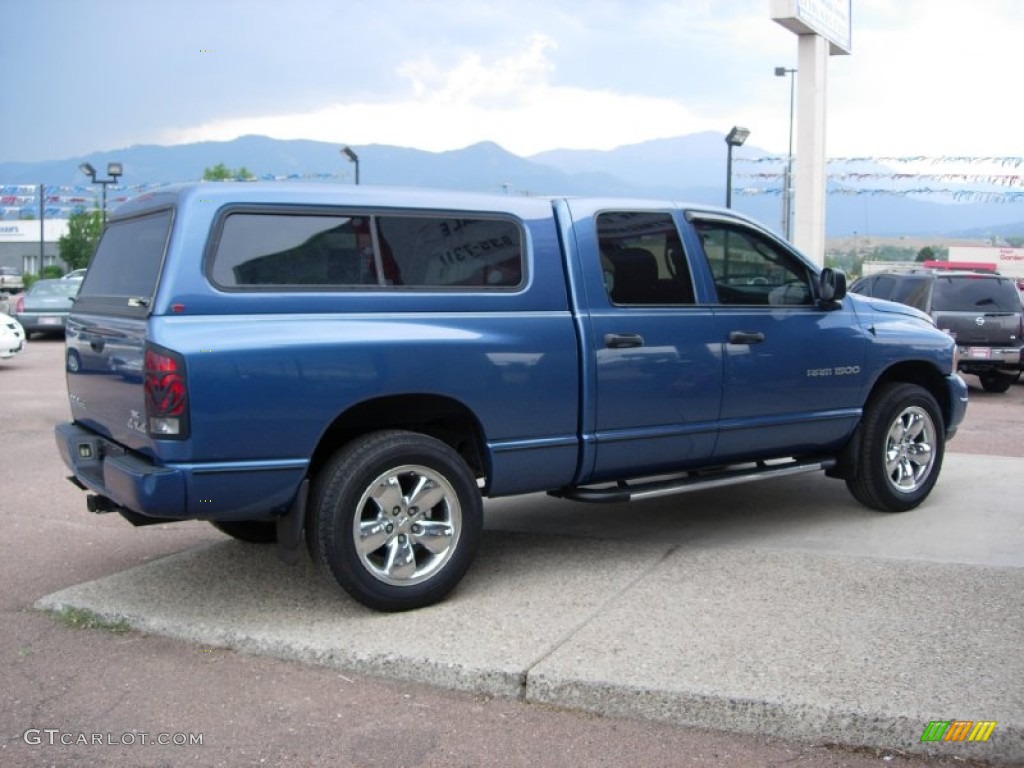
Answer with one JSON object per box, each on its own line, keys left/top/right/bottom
{"left": 825, "top": 428, "right": 860, "bottom": 480}
{"left": 275, "top": 479, "right": 308, "bottom": 565}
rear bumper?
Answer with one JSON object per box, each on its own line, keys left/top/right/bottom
{"left": 14, "top": 312, "right": 67, "bottom": 333}
{"left": 957, "top": 344, "right": 1022, "bottom": 372}
{"left": 55, "top": 422, "right": 307, "bottom": 521}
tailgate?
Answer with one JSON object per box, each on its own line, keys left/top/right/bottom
{"left": 66, "top": 313, "right": 151, "bottom": 451}
{"left": 931, "top": 275, "right": 1023, "bottom": 346}
{"left": 932, "top": 309, "right": 1019, "bottom": 345}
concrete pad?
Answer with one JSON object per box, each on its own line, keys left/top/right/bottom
{"left": 35, "top": 532, "right": 671, "bottom": 698}
{"left": 525, "top": 547, "right": 1024, "bottom": 763}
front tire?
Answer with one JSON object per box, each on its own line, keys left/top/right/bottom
{"left": 845, "top": 383, "right": 944, "bottom": 512}
{"left": 308, "top": 430, "right": 482, "bottom": 612}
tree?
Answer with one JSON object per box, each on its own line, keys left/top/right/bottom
{"left": 202, "top": 163, "right": 255, "bottom": 181}
{"left": 1006, "top": 236, "right": 1024, "bottom": 248}
{"left": 916, "top": 246, "right": 936, "bottom": 262}
{"left": 58, "top": 208, "right": 103, "bottom": 270}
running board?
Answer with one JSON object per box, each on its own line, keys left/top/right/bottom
{"left": 548, "top": 458, "right": 836, "bottom": 503}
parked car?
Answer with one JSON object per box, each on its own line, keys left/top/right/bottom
{"left": 0, "top": 266, "right": 24, "bottom": 293}
{"left": 851, "top": 269, "right": 1023, "bottom": 392}
{"left": 0, "top": 312, "right": 26, "bottom": 359}
{"left": 11, "top": 278, "right": 81, "bottom": 337}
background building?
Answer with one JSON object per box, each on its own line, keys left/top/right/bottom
{"left": 0, "top": 220, "right": 68, "bottom": 275}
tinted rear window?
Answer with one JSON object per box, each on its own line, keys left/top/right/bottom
{"left": 79, "top": 210, "right": 172, "bottom": 299}
{"left": 210, "top": 210, "right": 523, "bottom": 290}
{"left": 931, "top": 276, "right": 1022, "bottom": 312}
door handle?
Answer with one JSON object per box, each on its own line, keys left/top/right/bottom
{"left": 728, "top": 330, "right": 765, "bottom": 345}
{"left": 604, "top": 333, "right": 645, "bottom": 349}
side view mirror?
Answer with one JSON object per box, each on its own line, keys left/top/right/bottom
{"left": 818, "top": 267, "right": 847, "bottom": 306}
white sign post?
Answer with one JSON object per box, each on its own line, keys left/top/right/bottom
{"left": 771, "top": 0, "right": 851, "bottom": 266}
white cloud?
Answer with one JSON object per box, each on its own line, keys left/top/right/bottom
{"left": 154, "top": 0, "right": 1024, "bottom": 162}
{"left": 827, "top": 0, "right": 1024, "bottom": 157}
{"left": 160, "top": 33, "right": 719, "bottom": 155}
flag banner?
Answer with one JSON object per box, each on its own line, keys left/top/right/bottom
{"left": 8, "top": 161, "right": 1024, "bottom": 220}
{"left": 737, "top": 155, "right": 1024, "bottom": 166}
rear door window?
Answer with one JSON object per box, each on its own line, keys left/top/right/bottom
{"left": 595, "top": 211, "right": 695, "bottom": 305}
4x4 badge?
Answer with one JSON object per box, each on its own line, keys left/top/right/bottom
{"left": 127, "top": 410, "right": 146, "bottom": 434}
{"left": 975, "top": 316, "right": 985, "bottom": 326}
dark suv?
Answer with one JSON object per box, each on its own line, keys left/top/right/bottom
{"left": 851, "top": 270, "right": 1023, "bottom": 392}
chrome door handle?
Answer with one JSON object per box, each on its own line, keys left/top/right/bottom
{"left": 604, "top": 333, "right": 645, "bottom": 349}
{"left": 728, "top": 331, "right": 765, "bottom": 345}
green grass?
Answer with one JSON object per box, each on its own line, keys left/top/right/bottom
{"left": 53, "top": 606, "right": 132, "bottom": 634}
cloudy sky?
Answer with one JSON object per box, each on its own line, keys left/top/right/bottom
{"left": 3, "top": 0, "right": 1022, "bottom": 164}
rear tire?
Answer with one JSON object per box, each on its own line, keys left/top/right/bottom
{"left": 845, "top": 383, "right": 944, "bottom": 512}
{"left": 308, "top": 430, "right": 482, "bottom": 612}
{"left": 210, "top": 520, "right": 278, "bottom": 544}
{"left": 978, "top": 371, "right": 1016, "bottom": 393}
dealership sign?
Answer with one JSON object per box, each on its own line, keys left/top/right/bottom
{"left": 0, "top": 220, "right": 69, "bottom": 243}
{"left": 771, "top": 0, "right": 852, "bottom": 54}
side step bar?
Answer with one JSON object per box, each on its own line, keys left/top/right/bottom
{"left": 548, "top": 458, "right": 836, "bottom": 503}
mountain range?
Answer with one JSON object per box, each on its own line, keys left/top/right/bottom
{"left": 2, "top": 133, "right": 1022, "bottom": 239}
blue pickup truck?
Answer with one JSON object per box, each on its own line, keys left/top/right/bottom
{"left": 56, "top": 183, "right": 967, "bottom": 610}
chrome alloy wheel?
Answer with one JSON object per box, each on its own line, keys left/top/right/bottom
{"left": 354, "top": 465, "right": 461, "bottom": 586}
{"left": 884, "top": 405, "right": 937, "bottom": 494}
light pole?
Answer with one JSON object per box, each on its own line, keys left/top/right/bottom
{"left": 775, "top": 66, "right": 797, "bottom": 240}
{"left": 340, "top": 146, "right": 360, "bottom": 185}
{"left": 724, "top": 126, "right": 750, "bottom": 208}
{"left": 78, "top": 161, "right": 122, "bottom": 227}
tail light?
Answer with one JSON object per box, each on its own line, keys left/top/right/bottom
{"left": 144, "top": 343, "right": 189, "bottom": 439}
{"left": 13, "top": 294, "right": 24, "bottom": 313}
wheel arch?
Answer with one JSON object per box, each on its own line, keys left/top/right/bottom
{"left": 308, "top": 394, "right": 488, "bottom": 486}
{"left": 868, "top": 361, "right": 954, "bottom": 429}
{"left": 830, "top": 361, "right": 952, "bottom": 481}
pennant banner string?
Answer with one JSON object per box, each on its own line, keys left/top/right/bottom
{"left": 736, "top": 155, "right": 1024, "bottom": 166}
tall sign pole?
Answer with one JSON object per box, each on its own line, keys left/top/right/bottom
{"left": 770, "top": 0, "right": 851, "bottom": 266}
{"left": 39, "top": 184, "right": 45, "bottom": 272}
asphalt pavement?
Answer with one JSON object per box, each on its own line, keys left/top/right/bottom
{"left": 4, "top": 337, "right": 1022, "bottom": 767}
